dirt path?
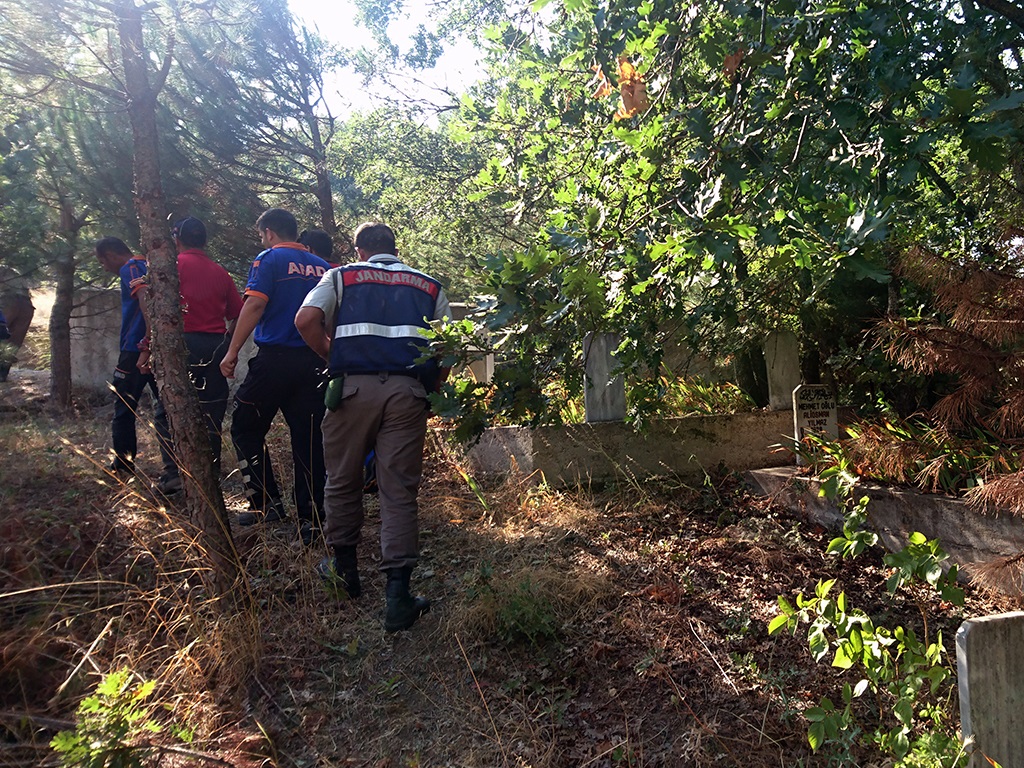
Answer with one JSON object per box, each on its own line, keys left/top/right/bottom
{"left": 0, "top": 368, "right": 49, "bottom": 412}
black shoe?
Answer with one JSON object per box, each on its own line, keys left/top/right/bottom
{"left": 299, "top": 520, "right": 328, "bottom": 546}
{"left": 156, "top": 473, "right": 183, "bottom": 495}
{"left": 106, "top": 461, "right": 135, "bottom": 481}
{"left": 384, "top": 567, "right": 430, "bottom": 632}
{"left": 316, "top": 554, "right": 361, "bottom": 598}
{"left": 238, "top": 502, "right": 287, "bottom": 527}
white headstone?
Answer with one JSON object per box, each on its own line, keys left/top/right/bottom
{"left": 793, "top": 384, "right": 837, "bottom": 464}
{"left": 957, "top": 612, "right": 1024, "bottom": 767}
{"left": 71, "top": 287, "right": 121, "bottom": 392}
{"left": 583, "top": 332, "right": 626, "bottom": 423}
{"left": 446, "top": 301, "right": 494, "bottom": 383}
{"left": 765, "top": 330, "right": 801, "bottom": 410}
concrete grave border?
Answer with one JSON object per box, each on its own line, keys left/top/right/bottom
{"left": 466, "top": 410, "right": 794, "bottom": 488}
{"left": 746, "top": 466, "right": 1024, "bottom": 596}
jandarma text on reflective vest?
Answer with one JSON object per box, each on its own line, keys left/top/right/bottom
{"left": 343, "top": 268, "right": 439, "bottom": 297}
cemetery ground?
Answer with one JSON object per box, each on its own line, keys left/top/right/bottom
{"left": 1, "top": 372, "right": 1020, "bottom": 768}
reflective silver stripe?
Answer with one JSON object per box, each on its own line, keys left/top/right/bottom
{"left": 334, "top": 322, "right": 426, "bottom": 339}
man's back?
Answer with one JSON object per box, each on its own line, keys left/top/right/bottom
{"left": 245, "top": 244, "right": 329, "bottom": 347}
{"left": 177, "top": 248, "right": 242, "bottom": 335}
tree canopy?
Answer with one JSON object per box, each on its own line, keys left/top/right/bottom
{"left": 419, "top": 0, "right": 1024, "bottom": 426}
{"left": 1, "top": 0, "right": 1023, "bottom": 424}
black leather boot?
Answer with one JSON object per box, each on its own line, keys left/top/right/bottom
{"left": 335, "top": 545, "right": 361, "bottom": 598}
{"left": 384, "top": 567, "right": 430, "bottom": 632}
{"left": 316, "top": 545, "right": 361, "bottom": 598}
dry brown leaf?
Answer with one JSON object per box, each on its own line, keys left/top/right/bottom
{"left": 723, "top": 48, "right": 744, "bottom": 82}
{"left": 590, "top": 64, "right": 613, "bottom": 99}
{"left": 614, "top": 57, "right": 650, "bottom": 119}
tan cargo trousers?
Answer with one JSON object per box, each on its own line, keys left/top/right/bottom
{"left": 321, "top": 373, "right": 430, "bottom": 570}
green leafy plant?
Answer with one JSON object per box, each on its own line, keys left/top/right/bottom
{"left": 456, "top": 467, "right": 490, "bottom": 512}
{"left": 51, "top": 669, "right": 164, "bottom": 768}
{"left": 768, "top": 464, "right": 967, "bottom": 765}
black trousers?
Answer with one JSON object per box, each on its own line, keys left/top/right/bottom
{"left": 184, "top": 332, "right": 231, "bottom": 473}
{"left": 111, "top": 350, "right": 175, "bottom": 475}
{"left": 229, "top": 345, "right": 327, "bottom": 522}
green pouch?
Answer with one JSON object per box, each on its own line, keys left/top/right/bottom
{"left": 325, "top": 376, "right": 345, "bottom": 411}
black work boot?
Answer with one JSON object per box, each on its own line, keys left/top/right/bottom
{"left": 335, "top": 545, "right": 361, "bottom": 598}
{"left": 238, "top": 498, "right": 287, "bottom": 527}
{"left": 298, "top": 511, "right": 324, "bottom": 547}
{"left": 384, "top": 567, "right": 430, "bottom": 632}
{"left": 317, "top": 545, "right": 361, "bottom": 598}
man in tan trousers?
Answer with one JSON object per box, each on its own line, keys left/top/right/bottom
{"left": 295, "top": 222, "right": 449, "bottom": 632}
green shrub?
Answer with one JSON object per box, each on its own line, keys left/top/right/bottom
{"left": 466, "top": 562, "right": 562, "bottom": 646}
{"left": 51, "top": 669, "right": 164, "bottom": 768}
{"left": 768, "top": 465, "right": 966, "bottom": 765}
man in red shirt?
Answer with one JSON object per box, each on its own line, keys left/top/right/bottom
{"left": 163, "top": 217, "right": 244, "bottom": 477}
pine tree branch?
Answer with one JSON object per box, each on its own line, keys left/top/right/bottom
{"left": 975, "top": 0, "right": 1024, "bottom": 31}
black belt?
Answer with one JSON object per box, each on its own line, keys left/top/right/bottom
{"left": 344, "top": 371, "right": 420, "bottom": 379}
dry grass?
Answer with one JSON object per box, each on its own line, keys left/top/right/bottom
{"left": 0, "top": 404, "right": 270, "bottom": 766}
{"left": 3, "top": 393, "right": 1023, "bottom": 767}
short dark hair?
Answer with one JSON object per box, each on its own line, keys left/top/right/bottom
{"left": 256, "top": 208, "right": 298, "bottom": 241}
{"left": 298, "top": 229, "right": 333, "bottom": 260}
{"left": 95, "top": 236, "right": 132, "bottom": 258}
{"left": 353, "top": 222, "right": 396, "bottom": 256}
{"left": 171, "top": 217, "right": 207, "bottom": 248}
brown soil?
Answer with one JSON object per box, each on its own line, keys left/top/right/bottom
{"left": 0, "top": 374, "right": 1019, "bottom": 768}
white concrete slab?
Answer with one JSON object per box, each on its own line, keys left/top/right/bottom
{"left": 583, "top": 332, "right": 626, "bottom": 423}
{"left": 957, "top": 612, "right": 1024, "bottom": 767}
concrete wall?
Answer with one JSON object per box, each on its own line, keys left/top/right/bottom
{"left": 468, "top": 410, "right": 794, "bottom": 488}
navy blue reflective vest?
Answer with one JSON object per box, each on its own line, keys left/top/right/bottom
{"left": 328, "top": 260, "right": 442, "bottom": 380}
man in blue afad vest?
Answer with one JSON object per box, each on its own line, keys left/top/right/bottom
{"left": 95, "top": 237, "right": 178, "bottom": 490}
{"left": 296, "top": 222, "right": 450, "bottom": 632}
{"left": 221, "top": 208, "right": 330, "bottom": 542}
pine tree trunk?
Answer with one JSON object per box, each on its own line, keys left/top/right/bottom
{"left": 310, "top": 120, "right": 336, "bottom": 235}
{"left": 116, "top": 0, "right": 242, "bottom": 602}
{"left": 302, "top": 87, "right": 352, "bottom": 255}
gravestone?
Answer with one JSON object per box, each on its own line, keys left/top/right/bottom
{"left": 957, "top": 612, "right": 1024, "bottom": 766}
{"left": 466, "top": 354, "right": 494, "bottom": 384}
{"left": 765, "top": 330, "right": 801, "bottom": 410}
{"left": 70, "top": 286, "right": 256, "bottom": 395}
{"left": 793, "top": 384, "right": 837, "bottom": 464}
{"left": 583, "top": 332, "right": 625, "bottom": 423}
{"left": 448, "top": 301, "right": 494, "bottom": 383}
{"left": 71, "top": 287, "right": 121, "bottom": 392}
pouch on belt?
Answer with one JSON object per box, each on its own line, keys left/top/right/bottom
{"left": 325, "top": 375, "right": 345, "bottom": 411}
